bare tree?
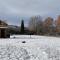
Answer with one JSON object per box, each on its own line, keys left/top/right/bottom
{"left": 43, "top": 17, "right": 54, "bottom": 34}
{"left": 55, "top": 15, "right": 60, "bottom": 33}
{"left": 28, "top": 16, "right": 43, "bottom": 34}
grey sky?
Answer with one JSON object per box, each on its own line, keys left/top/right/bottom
{"left": 0, "top": 0, "right": 60, "bottom": 26}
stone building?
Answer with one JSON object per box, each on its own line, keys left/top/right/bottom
{"left": 0, "top": 20, "right": 10, "bottom": 38}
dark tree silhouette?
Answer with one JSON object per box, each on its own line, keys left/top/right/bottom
{"left": 20, "top": 20, "right": 24, "bottom": 34}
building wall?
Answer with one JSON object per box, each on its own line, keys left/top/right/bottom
{"left": 0, "top": 20, "right": 10, "bottom": 38}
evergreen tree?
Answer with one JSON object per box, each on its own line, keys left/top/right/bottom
{"left": 21, "top": 20, "right": 24, "bottom": 34}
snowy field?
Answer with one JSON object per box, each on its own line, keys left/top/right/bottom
{"left": 0, "top": 35, "right": 60, "bottom": 60}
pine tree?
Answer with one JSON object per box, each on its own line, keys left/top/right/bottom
{"left": 21, "top": 20, "right": 24, "bottom": 34}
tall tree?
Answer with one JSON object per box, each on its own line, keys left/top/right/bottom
{"left": 21, "top": 20, "right": 24, "bottom": 34}
{"left": 29, "top": 16, "right": 43, "bottom": 34}
{"left": 43, "top": 17, "right": 54, "bottom": 34}
{"left": 55, "top": 15, "right": 60, "bottom": 33}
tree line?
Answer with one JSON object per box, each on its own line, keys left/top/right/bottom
{"left": 28, "top": 15, "right": 60, "bottom": 36}
{"left": 8, "top": 15, "right": 60, "bottom": 36}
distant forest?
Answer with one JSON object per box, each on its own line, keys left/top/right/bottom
{"left": 5, "top": 15, "right": 60, "bottom": 36}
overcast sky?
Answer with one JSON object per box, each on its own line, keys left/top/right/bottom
{"left": 0, "top": 0, "right": 60, "bottom": 26}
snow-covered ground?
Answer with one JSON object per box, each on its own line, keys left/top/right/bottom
{"left": 0, "top": 35, "right": 60, "bottom": 60}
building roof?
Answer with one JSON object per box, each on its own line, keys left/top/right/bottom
{"left": 0, "top": 20, "right": 8, "bottom": 28}
{"left": 0, "top": 27, "right": 8, "bottom": 29}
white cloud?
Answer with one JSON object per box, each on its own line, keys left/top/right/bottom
{"left": 0, "top": 0, "right": 60, "bottom": 25}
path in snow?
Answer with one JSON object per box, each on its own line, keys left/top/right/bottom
{"left": 0, "top": 45, "right": 60, "bottom": 60}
